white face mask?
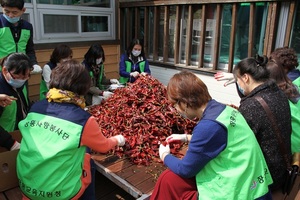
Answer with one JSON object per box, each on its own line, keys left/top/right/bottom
{"left": 3, "top": 14, "right": 20, "bottom": 24}
{"left": 96, "top": 58, "right": 102, "bottom": 65}
{"left": 8, "top": 78, "right": 26, "bottom": 88}
{"left": 132, "top": 50, "right": 141, "bottom": 57}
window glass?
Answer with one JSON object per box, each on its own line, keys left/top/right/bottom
{"left": 168, "top": 6, "right": 176, "bottom": 62}
{"left": 22, "top": 13, "right": 30, "bottom": 22}
{"left": 158, "top": 6, "right": 163, "bottom": 61}
{"left": 81, "top": 16, "right": 108, "bottom": 32}
{"left": 290, "top": 2, "right": 300, "bottom": 67}
{"left": 148, "top": 7, "right": 154, "bottom": 60}
{"left": 235, "top": 4, "right": 250, "bottom": 60}
{"left": 203, "top": 5, "right": 216, "bottom": 68}
{"left": 253, "top": 3, "right": 267, "bottom": 56}
{"left": 191, "top": 5, "right": 201, "bottom": 66}
{"left": 235, "top": 3, "right": 267, "bottom": 61}
{"left": 44, "top": 14, "right": 78, "bottom": 33}
{"left": 37, "top": 0, "right": 110, "bottom": 7}
{"left": 179, "top": 6, "right": 188, "bottom": 64}
{"left": 219, "top": 4, "right": 232, "bottom": 69}
{"left": 139, "top": 7, "right": 145, "bottom": 40}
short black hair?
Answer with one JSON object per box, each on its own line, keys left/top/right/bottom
{"left": 84, "top": 43, "right": 105, "bottom": 66}
{"left": 50, "top": 44, "right": 73, "bottom": 64}
{"left": 0, "top": 0, "right": 25, "bottom": 10}
{"left": 49, "top": 59, "right": 91, "bottom": 96}
{"left": 1, "top": 53, "right": 32, "bottom": 75}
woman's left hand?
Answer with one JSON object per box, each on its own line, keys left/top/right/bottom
{"left": 159, "top": 144, "right": 170, "bottom": 161}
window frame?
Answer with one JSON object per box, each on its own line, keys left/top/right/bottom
{"left": 15, "top": 1, "right": 116, "bottom": 44}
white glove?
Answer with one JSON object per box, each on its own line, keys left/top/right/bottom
{"left": 141, "top": 72, "right": 147, "bottom": 76}
{"left": 110, "top": 79, "right": 119, "bottom": 84}
{"left": 10, "top": 141, "right": 20, "bottom": 151}
{"left": 214, "top": 72, "right": 235, "bottom": 87}
{"left": 130, "top": 71, "right": 139, "bottom": 78}
{"left": 159, "top": 144, "right": 170, "bottom": 161}
{"left": 102, "top": 91, "right": 113, "bottom": 99}
{"left": 92, "top": 95, "right": 103, "bottom": 105}
{"left": 31, "top": 64, "right": 42, "bottom": 74}
{"left": 114, "top": 135, "right": 125, "bottom": 146}
{"left": 166, "top": 134, "right": 188, "bottom": 144}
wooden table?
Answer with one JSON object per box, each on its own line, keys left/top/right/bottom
{"left": 92, "top": 145, "right": 187, "bottom": 200}
{"left": 93, "top": 153, "right": 166, "bottom": 200}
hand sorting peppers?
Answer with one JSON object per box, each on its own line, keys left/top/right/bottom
{"left": 87, "top": 75, "right": 196, "bottom": 165}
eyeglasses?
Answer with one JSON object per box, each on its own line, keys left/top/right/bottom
{"left": 8, "top": 71, "right": 30, "bottom": 80}
{"left": 173, "top": 100, "right": 180, "bottom": 107}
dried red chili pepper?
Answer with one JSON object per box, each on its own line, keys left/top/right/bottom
{"left": 88, "top": 75, "right": 196, "bottom": 165}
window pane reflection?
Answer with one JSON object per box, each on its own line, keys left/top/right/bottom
{"left": 203, "top": 5, "right": 216, "bottom": 67}
{"left": 81, "top": 16, "right": 108, "bottom": 32}
{"left": 180, "top": 6, "right": 188, "bottom": 64}
{"left": 44, "top": 15, "right": 78, "bottom": 33}
{"left": 290, "top": 3, "right": 300, "bottom": 66}
{"left": 148, "top": 7, "right": 154, "bottom": 59}
{"left": 191, "top": 5, "right": 202, "bottom": 66}
{"left": 168, "top": 6, "right": 176, "bottom": 62}
{"left": 219, "top": 4, "right": 232, "bottom": 69}
{"left": 37, "top": 0, "right": 110, "bottom": 7}
{"left": 235, "top": 3, "right": 267, "bottom": 62}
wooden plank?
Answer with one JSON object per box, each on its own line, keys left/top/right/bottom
{"left": 125, "top": 168, "right": 153, "bottom": 186}
{"left": 153, "top": 7, "right": 159, "bottom": 61}
{"left": 284, "top": 1, "right": 295, "bottom": 47}
{"left": 198, "top": 4, "right": 206, "bottom": 68}
{"left": 116, "top": 164, "right": 148, "bottom": 179}
{"left": 135, "top": 8, "right": 139, "bottom": 39}
{"left": 120, "top": 0, "right": 280, "bottom": 7}
{"left": 212, "top": 4, "right": 222, "bottom": 70}
{"left": 185, "top": 5, "right": 193, "bottom": 67}
{"left": 248, "top": 3, "right": 255, "bottom": 57}
{"left": 144, "top": 7, "right": 149, "bottom": 57}
{"left": 28, "top": 84, "right": 40, "bottom": 96}
{"left": 174, "top": 5, "right": 181, "bottom": 64}
{"left": 163, "top": 6, "right": 169, "bottom": 62}
{"left": 266, "top": 2, "right": 278, "bottom": 56}
{"left": 228, "top": 3, "right": 237, "bottom": 72}
{"left": 0, "top": 192, "right": 6, "bottom": 200}
{"left": 28, "top": 73, "right": 42, "bottom": 85}
{"left": 94, "top": 161, "right": 143, "bottom": 199}
{"left": 105, "top": 55, "right": 119, "bottom": 64}
{"left": 36, "top": 50, "right": 52, "bottom": 63}
{"left": 103, "top": 45, "right": 120, "bottom": 56}
{"left": 94, "top": 145, "right": 188, "bottom": 199}
{"left": 2, "top": 187, "right": 22, "bottom": 200}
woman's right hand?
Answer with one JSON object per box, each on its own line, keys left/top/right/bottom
{"left": 114, "top": 135, "right": 126, "bottom": 146}
{"left": 166, "top": 134, "right": 188, "bottom": 144}
{"left": 130, "top": 71, "right": 139, "bottom": 78}
{"left": 0, "top": 94, "right": 17, "bottom": 107}
{"left": 214, "top": 72, "right": 235, "bottom": 87}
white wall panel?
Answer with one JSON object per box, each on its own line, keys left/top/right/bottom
{"left": 150, "top": 65, "right": 240, "bottom": 107}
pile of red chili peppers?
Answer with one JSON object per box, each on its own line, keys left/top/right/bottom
{"left": 88, "top": 75, "right": 196, "bottom": 165}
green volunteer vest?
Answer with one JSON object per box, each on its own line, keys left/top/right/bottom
{"left": 196, "top": 107, "right": 272, "bottom": 200}
{"left": 89, "top": 64, "right": 105, "bottom": 90}
{"left": 292, "top": 77, "right": 300, "bottom": 91}
{"left": 119, "top": 60, "right": 146, "bottom": 84}
{"left": 0, "top": 86, "right": 29, "bottom": 132}
{"left": 39, "top": 78, "right": 48, "bottom": 100}
{"left": 290, "top": 100, "right": 300, "bottom": 154}
{"left": 0, "top": 101, "right": 17, "bottom": 132}
{"left": 0, "top": 26, "right": 30, "bottom": 59}
{"left": 17, "top": 112, "right": 86, "bottom": 199}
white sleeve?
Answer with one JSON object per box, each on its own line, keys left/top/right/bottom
{"left": 42, "top": 64, "right": 52, "bottom": 89}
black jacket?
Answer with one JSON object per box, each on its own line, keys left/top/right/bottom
{"left": 239, "top": 80, "right": 292, "bottom": 191}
